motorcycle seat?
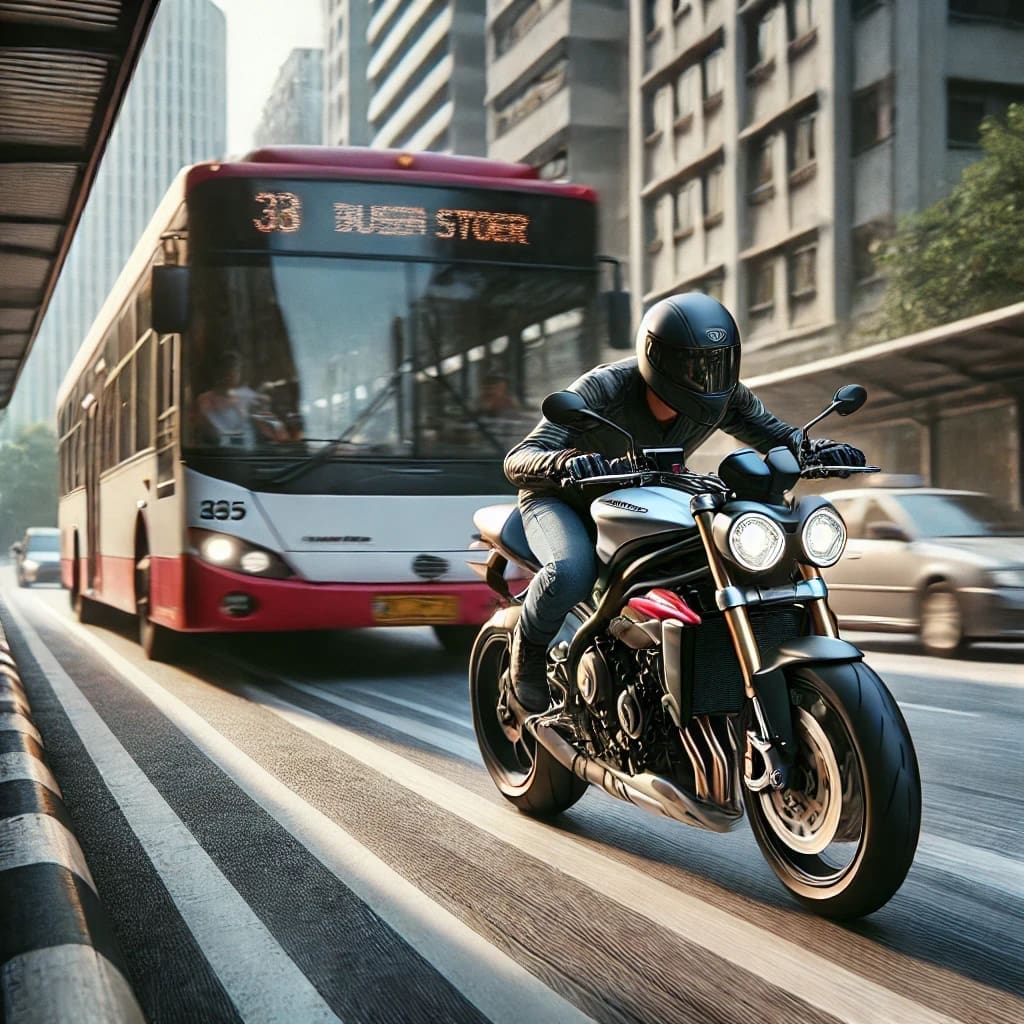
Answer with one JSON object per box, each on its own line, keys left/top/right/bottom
{"left": 473, "top": 504, "right": 540, "bottom": 571}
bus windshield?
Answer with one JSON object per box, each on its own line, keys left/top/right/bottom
{"left": 184, "top": 256, "right": 599, "bottom": 459}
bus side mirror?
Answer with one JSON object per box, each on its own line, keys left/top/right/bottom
{"left": 604, "top": 289, "right": 632, "bottom": 350}
{"left": 152, "top": 265, "right": 190, "bottom": 334}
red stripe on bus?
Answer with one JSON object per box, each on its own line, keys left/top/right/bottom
{"left": 182, "top": 557, "right": 502, "bottom": 633}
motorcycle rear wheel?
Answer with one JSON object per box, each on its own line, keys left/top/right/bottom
{"left": 469, "top": 622, "right": 588, "bottom": 816}
{"left": 744, "top": 660, "right": 920, "bottom": 919}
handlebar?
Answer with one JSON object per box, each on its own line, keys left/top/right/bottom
{"left": 799, "top": 464, "right": 880, "bottom": 479}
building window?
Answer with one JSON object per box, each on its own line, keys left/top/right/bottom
{"left": 644, "top": 0, "right": 658, "bottom": 36}
{"left": 947, "top": 80, "right": 1024, "bottom": 148}
{"left": 696, "top": 275, "right": 724, "bottom": 301}
{"left": 645, "top": 202, "right": 663, "bottom": 255}
{"left": 703, "top": 162, "right": 724, "bottom": 225}
{"left": 852, "top": 78, "right": 894, "bottom": 154}
{"left": 749, "top": 260, "right": 775, "bottom": 315}
{"left": 788, "top": 0, "right": 816, "bottom": 40}
{"left": 790, "top": 245, "right": 817, "bottom": 298}
{"left": 790, "top": 112, "right": 816, "bottom": 178}
{"left": 949, "top": 0, "right": 1024, "bottom": 27}
{"left": 748, "top": 10, "right": 775, "bottom": 70}
{"left": 750, "top": 135, "right": 774, "bottom": 201}
{"left": 852, "top": 0, "right": 882, "bottom": 16}
{"left": 494, "top": 0, "right": 553, "bottom": 57}
{"left": 674, "top": 180, "right": 697, "bottom": 238}
{"left": 702, "top": 48, "right": 724, "bottom": 105}
{"left": 494, "top": 56, "right": 568, "bottom": 137}
{"left": 675, "top": 67, "right": 698, "bottom": 128}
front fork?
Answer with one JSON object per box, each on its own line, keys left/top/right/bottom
{"left": 691, "top": 497, "right": 836, "bottom": 792}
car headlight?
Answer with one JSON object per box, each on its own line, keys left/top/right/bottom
{"left": 989, "top": 568, "right": 1024, "bottom": 589}
{"left": 22, "top": 558, "right": 39, "bottom": 571}
{"left": 727, "top": 513, "right": 786, "bottom": 572}
{"left": 189, "top": 529, "right": 293, "bottom": 579}
{"left": 801, "top": 507, "right": 847, "bottom": 567}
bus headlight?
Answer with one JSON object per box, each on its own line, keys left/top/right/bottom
{"left": 189, "top": 529, "right": 293, "bottom": 579}
{"left": 727, "top": 513, "right": 786, "bottom": 572}
{"left": 801, "top": 508, "right": 847, "bottom": 567}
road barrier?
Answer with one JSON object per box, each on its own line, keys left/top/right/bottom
{"left": 0, "top": 612, "right": 144, "bottom": 1023}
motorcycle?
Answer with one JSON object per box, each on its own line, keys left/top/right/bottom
{"left": 468, "top": 384, "right": 921, "bottom": 919}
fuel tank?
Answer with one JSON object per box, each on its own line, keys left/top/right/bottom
{"left": 591, "top": 486, "right": 696, "bottom": 563}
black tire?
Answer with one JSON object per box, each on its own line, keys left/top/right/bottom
{"left": 74, "top": 589, "right": 101, "bottom": 625}
{"left": 919, "top": 583, "right": 966, "bottom": 658}
{"left": 136, "top": 550, "right": 176, "bottom": 662}
{"left": 744, "top": 660, "right": 921, "bottom": 920}
{"left": 433, "top": 624, "right": 479, "bottom": 656}
{"left": 469, "top": 620, "right": 588, "bottom": 816}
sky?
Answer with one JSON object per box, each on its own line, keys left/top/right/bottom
{"left": 211, "top": 0, "right": 323, "bottom": 155}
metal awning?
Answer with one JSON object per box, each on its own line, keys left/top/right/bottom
{"left": 747, "top": 302, "right": 1024, "bottom": 428}
{"left": 0, "top": 0, "right": 160, "bottom": 409}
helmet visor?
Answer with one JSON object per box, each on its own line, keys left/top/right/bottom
{"left": 645, "top": 339, "right": 739, "bottom": 394}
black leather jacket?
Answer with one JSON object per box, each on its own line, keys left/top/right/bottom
{"left": 505, "top": 358, "right": 799, "bottom": 509}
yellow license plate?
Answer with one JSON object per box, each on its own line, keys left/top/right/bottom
{"left": 372, "top": 595, "right": 460, "bottom": 625}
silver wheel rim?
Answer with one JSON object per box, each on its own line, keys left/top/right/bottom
{"left": 922, "top": 590, "right": 961, "bottom": 651}
{"left": 759, "top": 708, "right": 844, "bottom": 855}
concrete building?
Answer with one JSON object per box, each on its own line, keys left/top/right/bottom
{"left": 485, "top": 0, "right": 631, "bottom": 261}
{"left": 631, "top": 0, "right": 1024, "bottom": 377}
{"left": 3, "top": 0, "right": 226, "bottom": 436}
{"left": 366, "top": 0, "right": 486, "bottom": 154}
{"left": 254, "top": 48, "right": 324, "bottom": 147}
{"left": 323, "top": 0, "right": 372, "bottom": 145}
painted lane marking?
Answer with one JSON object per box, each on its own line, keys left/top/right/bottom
{"left": 899, "top": 702, "right": 979, "bottom": 718}
{"left": 289, "top": 680, "right": 481, "bottom": 763}
{"left": 5, "top": 602, "right": 342, "bottom": 1024}
{"left": 2, "top": 945, "right": 145, "bottom": 1024}
{"left": 248, "top": 686, "right": 966, "bottom": 1024}
{"left": 0, "top": 812, "right": 96, "bottom": 892}
{"left": 344, "top": 684, "right": 473, "bottom": 730}
{"left": 0, "top": 751, "right": 62, "bottom": 798}
{"left": 24, "top": 597, "right": 596, "bottom": 1024}
{"left": 0, "top": 710, "right": 43, "bottom": 743}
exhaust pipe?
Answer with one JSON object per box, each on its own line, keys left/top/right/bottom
{"left": 532, "top": 722, "right": 743, "bottom": 834}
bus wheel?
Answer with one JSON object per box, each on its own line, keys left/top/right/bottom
{"left": 136, "top": 552, "right": 175, "bottom": 662}
{"left": 74, "top": 588, "right": 100, "bottom": 625}
{"left": 433, "top": 624, "right": 480, "bottom": 657}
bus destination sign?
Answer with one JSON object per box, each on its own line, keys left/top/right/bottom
{"left": 189, "top": 178, "right": 595, "bottom": 267}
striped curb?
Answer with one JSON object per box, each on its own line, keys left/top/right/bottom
{"left": 0, "top": 613, "right": 145, "bottom": 1024}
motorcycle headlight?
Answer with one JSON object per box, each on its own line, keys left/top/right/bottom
{"left": 727, "top": 513, "right": 786, "bottom": 572}
{"left": 801, "top": 507, "right": 847, "bottom": 567}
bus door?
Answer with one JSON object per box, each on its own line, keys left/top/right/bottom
{"left": 84, "top": 399, "right": 101, "bottom": 591}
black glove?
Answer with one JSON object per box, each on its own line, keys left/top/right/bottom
{"left": 806, "top": 438, "right": 866, "bottom": 476}
{"left": 564, "top": 453, "right": 630, "bottom": 482}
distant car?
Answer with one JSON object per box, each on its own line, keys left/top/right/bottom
{"left": 10, "top": 527, "right": 61, "bottom": 588}
{"left": 823, "top": 487, "right": 1024, "bottom": 655}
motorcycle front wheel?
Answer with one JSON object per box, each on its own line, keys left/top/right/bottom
{"left": 469, "top": 622, "right": 588, "bottom": 816}
{"left": 744, "top": 660, "right": 921, "bottom": 920}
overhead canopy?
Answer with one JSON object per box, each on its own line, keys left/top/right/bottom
{"left": 747, "top": 303, "right": 1024, "bottom": 429}
{"left": 0, "top": 0, "right": 160, "bottom": 409}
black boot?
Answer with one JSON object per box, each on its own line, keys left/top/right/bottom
{"left": 509, "top": 623, "right": 550, "bottom": 712}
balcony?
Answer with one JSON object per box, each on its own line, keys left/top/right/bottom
{"left": 489, "top": 82, "right": 570, "bottom": 163}
{"left": 488, "top": 1, "right": 569, "bottom": 102}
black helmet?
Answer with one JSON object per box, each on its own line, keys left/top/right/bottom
{"left": 635, "top": 292, "right": 741, "bottom": 427}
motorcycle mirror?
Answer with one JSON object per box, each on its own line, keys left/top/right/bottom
{"left": 834, "top": 384, "right": 867, "bottom": 416}
{"left": 542, "top": 390, "right": 591, "bottom": 426}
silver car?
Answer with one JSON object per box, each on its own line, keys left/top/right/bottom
{"left": 11, "top": 527, "right": 61, "bottom": 588}
{"left": 823, "top": 487, "right": 1024, "bottom": 656}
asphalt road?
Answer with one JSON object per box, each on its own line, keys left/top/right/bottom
{"left": 3, "top": 569, "right": 1022, "bottom": 1024}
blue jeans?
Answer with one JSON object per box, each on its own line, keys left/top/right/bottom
{"left": 518, "top": 495, "right": 598, "bottom": 646}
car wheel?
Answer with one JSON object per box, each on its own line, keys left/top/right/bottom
{"left": 919, "top": 584, "right": 965, "bottom": 658}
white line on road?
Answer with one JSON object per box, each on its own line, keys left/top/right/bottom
{"left": 22, "top": 595, "right": 596, "bottom": 1024}
{"left": 916, "top": 834, "right": 1024, "bottom": 902}
{"left": 248, "top": 684, "right": 965, "bottom": 1024}
{"left": 4, "top": 601, "right": 342, "bottom": 1024}
{"left": 345, "top": 684, "right": 473, "bottom": 730}
{"left": 899, "top": 702, "right": 980, "bottom": 718}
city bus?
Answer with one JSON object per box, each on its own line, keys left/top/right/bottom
{"left": 56, "top": 146, "right": 628, "bottom": 659}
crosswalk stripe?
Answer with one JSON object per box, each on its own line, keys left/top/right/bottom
{"left": 5, "top": 601, "right": 343, "bottom": 1024}
{"left": 246, "top": 682, "right": 966, "bottom": 1024}
{"left": 23, "top": 595, "right": 597, "bottom": 1024}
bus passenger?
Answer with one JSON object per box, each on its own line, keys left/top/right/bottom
{"left": 196, "top": 351, "right": 286, "bottom": 448}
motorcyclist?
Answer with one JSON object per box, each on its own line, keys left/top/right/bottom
{"left": 503, "top": 291, "right": 865, "bottom": 712}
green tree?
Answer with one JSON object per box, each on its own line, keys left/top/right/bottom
{"left": 0, "top": 423, "right": 58, "bottom": 550}
{"left": 878, "top": 103, "right": 1024, "bottom": 337}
